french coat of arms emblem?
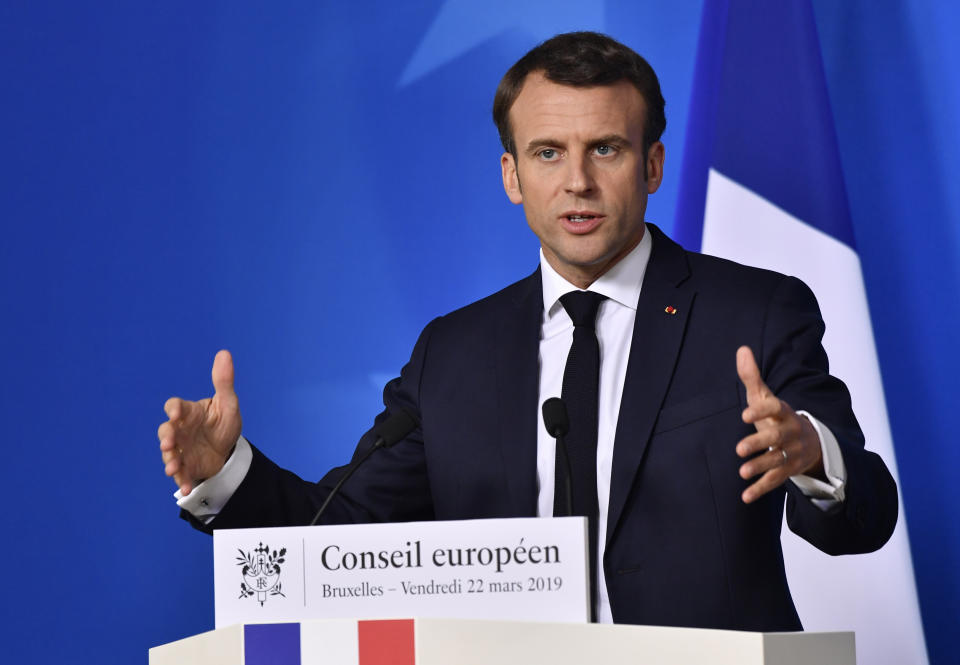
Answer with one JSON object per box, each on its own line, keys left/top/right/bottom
{"left": 236, "top": 542, "right": 286, "bottom": 606}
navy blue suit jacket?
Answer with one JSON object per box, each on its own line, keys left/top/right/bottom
{"left": 194, "top": 224, "right": 897, "bottom": 631}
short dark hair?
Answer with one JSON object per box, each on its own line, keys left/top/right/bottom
{"left": 492, "top": 31, "right": 666, "bottom": 159}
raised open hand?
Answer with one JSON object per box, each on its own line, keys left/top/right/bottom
{"left": 158, "top": 350, "right": 243, "bottom": 496}
{"left": 735, "top": 346, "right": 824, "bottom": 503}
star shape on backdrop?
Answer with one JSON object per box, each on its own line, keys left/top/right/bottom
{"left": 399, "top": 0, "right": 606, "bottom": 86}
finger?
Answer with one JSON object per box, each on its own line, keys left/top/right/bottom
{"left": 161, "top": 440, "right": 189, "bottom": 464}
{"left": 159, "top": 432, "right": 178, "bottom": 456}
{"left": 736, "top": 429, "right": 785, "bottom": 458}
{"left": 742, "top": 466, "right": 789, "bottom": 503}
{"left": 164, "top": 397, "right": 183, "bottom": 421}
{"left": 212, "top": 349, "right": 236, "bottom": 400}
{"left": 167, "top": 458, "right": 195, "bottom": 496}
{"left": 739, "top": 446, "right": 788, "bottom": 480}
{"left": 736, "top": 346, "right": 771, "bottom": 407}
{"left": 158, "top": 421, "right": 176, "bottom": 444}
{"left": 742, "top": 395, "right": 786, "bottom": 425}
{"left": 165, "top": 456, "right": 181, "bottom": 476}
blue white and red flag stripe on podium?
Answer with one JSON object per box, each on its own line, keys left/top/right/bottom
{"left": 673, "top": 1, "right": 926, "bottom": 663}
{"left": 243, "top": 620, "right": 415, "bottom": 665}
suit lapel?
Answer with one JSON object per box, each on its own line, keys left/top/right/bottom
{"left": 495, "top": 269, "right": 543, "bottom": 516}
{"left": 606, "top": 225, "right": 695, "bottom": 544}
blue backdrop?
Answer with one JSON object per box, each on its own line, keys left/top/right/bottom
{"left": 1, "top": 2, "right": 957, "bottom": 663}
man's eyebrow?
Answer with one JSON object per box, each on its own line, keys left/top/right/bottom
{"left": 590, "top": 134, "right": 632, "bottom": 147}
{"left": 524, "top": 138, "right": 564, "bottom": 154}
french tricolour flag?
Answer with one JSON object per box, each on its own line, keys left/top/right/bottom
{"left": 673, "top": 1, "right": 927, "bottom": 663}
{"left": 234, "top": 620, "right": 415, "bottom": 665}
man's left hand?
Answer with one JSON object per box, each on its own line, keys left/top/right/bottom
{"left": 735, "top": 345, "right": 824, "bottom": 503}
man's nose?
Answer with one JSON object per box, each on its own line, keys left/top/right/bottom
{"left": 563, "top": 154, "right": 596, "bottom": 196}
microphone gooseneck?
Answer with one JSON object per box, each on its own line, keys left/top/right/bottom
{"left": 308, "top": 408, "right": 419, "bottom": 526}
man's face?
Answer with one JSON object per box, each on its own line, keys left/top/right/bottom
{"left": 500, "top": 73, "right": 664, "bottom": 288}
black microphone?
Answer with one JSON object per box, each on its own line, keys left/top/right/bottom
{"left": 542, "top": 397, "right": 573, "bottom": 518}
{"left": 308, "top": 408, "right": 419, "bottom": 526}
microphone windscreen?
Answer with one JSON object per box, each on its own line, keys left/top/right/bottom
{"left": 373, "top": 408, "right": 419, "bottom": 447}
{"left": 541, "top": 397, "right": 569, "bottom": 438}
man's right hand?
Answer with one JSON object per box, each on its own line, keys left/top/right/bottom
{"left": 158, "top": 349, "right": 243, "bottom": 496}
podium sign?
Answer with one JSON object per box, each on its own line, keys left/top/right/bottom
{"left": 213, "top": 517, "right": 589, "bottom": 628}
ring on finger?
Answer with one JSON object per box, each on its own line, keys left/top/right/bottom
{"left": 767, "top": 445, "right": 788, "bottom": 463}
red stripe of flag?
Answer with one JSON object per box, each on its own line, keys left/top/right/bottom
{"left": 358, "top": 619, "right": 415, "bottom": 665}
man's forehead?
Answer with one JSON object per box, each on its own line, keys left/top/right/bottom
{"left": 508, "top": 73, "right": 647, "bottom": 142}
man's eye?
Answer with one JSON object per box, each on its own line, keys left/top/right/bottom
{"left": 537, "top": 149, "right": 558, "bottom": 160}
{"left": 595, "top": 144, "right": 615, "bottom": 156}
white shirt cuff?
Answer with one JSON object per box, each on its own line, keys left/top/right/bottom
{"left": 789, "top": 411, "right": 847, "bottom": 510}
{"left": 174, "top": 435, "right": 253, "bottom": 524}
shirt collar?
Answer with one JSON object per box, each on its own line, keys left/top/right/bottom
{"left": 540, "top": 224, "right": 653, "bottom": 318}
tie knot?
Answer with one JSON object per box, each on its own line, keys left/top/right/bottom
{"left": 560, "top": 291, "right": 606, "bottom": 329}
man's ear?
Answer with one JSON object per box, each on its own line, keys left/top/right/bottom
{"left": 645, "top": 141, "right": 665, "bottom": 194}
{"left": 501, "top": 152, "right": 523, "bottom": 204}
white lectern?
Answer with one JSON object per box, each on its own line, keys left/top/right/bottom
{"left": 150, "top": 617, "right": 854, "bottom": 665}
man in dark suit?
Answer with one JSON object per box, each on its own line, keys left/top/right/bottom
{"left": 159, "top": 32, "right": 897, "bottom": 631}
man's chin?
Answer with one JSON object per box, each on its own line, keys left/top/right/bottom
{"left": 544, "top": 248, "right": 623, "bottom": 286}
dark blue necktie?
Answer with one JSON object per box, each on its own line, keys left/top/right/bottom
{"left": 554, "top": 290, "right": 606, "bottom": 618}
